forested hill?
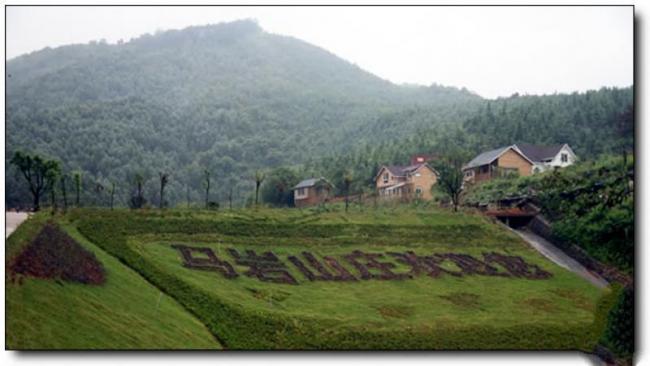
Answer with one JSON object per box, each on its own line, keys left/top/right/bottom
{"left": 6, "top": 19, "right": 632, "bottom": 208}
{"left": 6, "top": 19, "right": 483, "bottom": 207}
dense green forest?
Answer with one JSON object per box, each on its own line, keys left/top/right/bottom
{"left": 6, "top": 19, "right": 633, "bottom": 208}
{"left": 301, "top": 88, "right": 633, "bottom": 199}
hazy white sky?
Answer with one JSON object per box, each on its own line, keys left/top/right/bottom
{"left": 6, "top": 6, "right": 633, "bottom": 99}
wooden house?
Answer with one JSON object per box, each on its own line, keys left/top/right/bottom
{"left": 293, "top": 177, "right": 334, "bottom": 208}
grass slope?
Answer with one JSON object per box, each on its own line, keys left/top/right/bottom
{"left": 5, "top": 213, "right": 221, "bottom": 349}
{"left": 71, "top": 205, "right": 616, "bottom": 350}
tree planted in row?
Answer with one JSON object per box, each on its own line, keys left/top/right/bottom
{"left": 159, "top": 172, "right": 169, "bottom": 209}
{"left": 342, "top": 170, "right": 353, "bottom": 213}
{"left": 254, "top": 170, "right": 266, "bottom": 207}
{"left": 203, "top": 170, "right": 211, "bottom": 209}
{"left": 129, "top": 174, "right": 146, "bottom": 209}
{"left": 60, "top": 174, "right": 68, "bottom": 212}
{"left": 433, "top": 150, "right": 469, "bottom": 212}
{"left": 109, "top": 182, "right": 116, "bottom": 210}
{"left": 73, "top": 171, "right": 82, "bottom": 207}
{"left": 10, "top": 151, "right": 61, "bottom": 212}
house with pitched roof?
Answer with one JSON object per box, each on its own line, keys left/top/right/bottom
{"left": 463, "top": 143, "right": 576, "bottom": 183}
{"left": 375, "top": 162, "right": 438, "bottom": 201}
{"left": 292, "top": 177, "right": 334, "bottom": 208}
{"left": 516, "top": 143, "right": 577, "bottom": 173}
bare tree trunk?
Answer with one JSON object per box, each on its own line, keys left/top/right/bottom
{"left": 205, "top": 179, "right": 210, "bottom": 209}
{"left": 75, "top": 177, "right": 81, "bottom": 207}
{"left": 453, "top": 193, "right": 460, "bottom": 212}
{"left": 50, "top": 185, "right": 57, "bottom": 213}
{"left": 110, "top": 187, "right": 115, "bottom": 210}
{"left": 33, "top": 194, "right": 41, "bottom": 212}
{"left": 61, "top": 177, "right": 67, "bottom": 212}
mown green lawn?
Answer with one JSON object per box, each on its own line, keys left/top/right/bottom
{"left": 71, "top": 206, "right": 615, "bottom": 350}
{"left": 5, "top": 213, "right": 221, "bottom": 350}
{"left": 135, "top": 235, "right": 601, "bottom": 329}
{"left": 6, "top": 205, "right": 617, "bottom": 350}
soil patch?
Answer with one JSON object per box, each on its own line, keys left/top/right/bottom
{"left": 552, "top": 288, "right": 595, "bottom": 312}
{"left": 375, "top": 304, "right": 415, "bottom": 319}
{"left": 246, "top": 287, "right": 290, "bottom": 302}
{"left": 9, "top": 222, "right": 106, "bottom": 285}
{"left": 439, "top": 292, "right": 481, "bottom": 308}
{"left": 521, "top": 298, "right": 557, "bottom": 313}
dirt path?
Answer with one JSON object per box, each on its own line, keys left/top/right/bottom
{"left": 6, "top": 212, "right": 29, "bottom": 238}
{"left": 514, "top": 228, "right": 608, "bottom": 289}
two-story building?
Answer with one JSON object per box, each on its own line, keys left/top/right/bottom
{"left": 374, "top": 162, "right": 438, "bottom": 201}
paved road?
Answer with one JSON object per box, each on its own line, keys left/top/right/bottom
{"left": 514, "top": 228, "right": 608, "bottom": 288}
{"left": 6, "top": 212, "right": 29, "bottom": 238}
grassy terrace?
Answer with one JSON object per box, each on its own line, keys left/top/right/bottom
{"left": 5, "top": 214, "right": 221, "bottom": 349}
{"left": 6, "top": 205, "right": 617, "bottom": 350}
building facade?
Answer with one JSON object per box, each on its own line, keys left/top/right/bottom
{"left": 375, "top": 163, "right": 438, "bottom": 201}
{"left": 293, "top": 177, "right": 334, "bottom": 208}
{"left": 463, "top": 143, "right": 576, "bottom": 184}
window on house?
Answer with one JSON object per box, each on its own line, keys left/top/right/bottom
{"left": 415, "top": 187, "right": 422, "bottom": 195}
{"left": 465, "top": 171, "right": 473, "bottom": 177}
{"left": 383, "top": 173, "right": 389, "bottom": 183}
{"left": 480, "top": 165, "right": 489, "bottom": 174}
{"left": 561, "top": 153, "right": 568, "bottom": 163}
{"left": 297, "top": 188, "right": 306, "bottom": 197}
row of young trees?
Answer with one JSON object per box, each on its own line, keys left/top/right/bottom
{"left": 9, "top": 150, "right": 273, "bottom": 212}
{"left": 10, "top": 151, "right": 86, "bottom": 211}
{"left": 10, "top": 148, "right": 464, "bottom": 213}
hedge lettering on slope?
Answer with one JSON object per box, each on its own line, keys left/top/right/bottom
{"left": 171, "top": 246, "right": 552, "bottom": 285}
{"left": 227, "top": 248, "right": 298, "bottom": 285}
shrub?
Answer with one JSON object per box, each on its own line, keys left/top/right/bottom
{"left": 10, "top": 222, "right": 106, "bottom": 285}
{"left": 602, "top": 286, "right": 634, "bottom": 358}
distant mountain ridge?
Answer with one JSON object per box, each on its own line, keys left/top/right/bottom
{"left": 8, "top": 20, "right": 480, "bottom": 110}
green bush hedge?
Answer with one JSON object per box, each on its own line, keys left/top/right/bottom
{"left": 601, "top": 285, "right": 634, "bottom": 358}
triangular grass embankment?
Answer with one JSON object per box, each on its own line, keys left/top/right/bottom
{"left": 5, "top": 213, "right": 221, "bottom": 350}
